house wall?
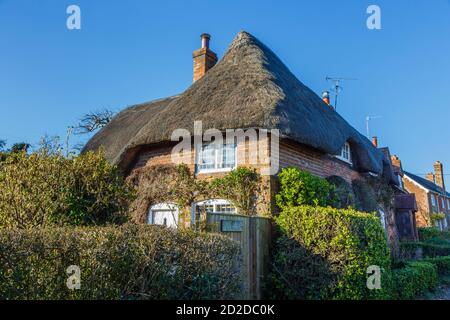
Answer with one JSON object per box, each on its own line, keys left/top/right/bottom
{"left": 129, "top": 136, "right": 364, "bottom": 221}
{"left": 403, "top": 177, "right": 432, "bottom": 227}
{"left": 403, "top": 177, "right": 450, "bottom": 230}
{"left": 277, "top": 139, "right": 363, "bottom": 183}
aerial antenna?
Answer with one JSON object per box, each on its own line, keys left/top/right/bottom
{"left": 325, "top": 76, "right": 357, "bottom": 110}
{"left": 366, "top": 115, "right": 382, "bottom": 138}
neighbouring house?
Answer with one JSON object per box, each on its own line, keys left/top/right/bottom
{"left": 375, "top": 141, "right": 418, "bottom": 241}
{"left": 403, "top": 161, "right": 450, "bottom": 230}
{"left": 84, "top": 30, "right": 398, "bottom": 238}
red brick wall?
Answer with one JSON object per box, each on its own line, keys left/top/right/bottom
{"left": 403, "top": 177, "right": 433, "bottom": 227}
{"left": 277, "top": 139, "right": 362, "bottom": 183}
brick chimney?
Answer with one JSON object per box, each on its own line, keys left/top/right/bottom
{"left": 192, "top": 33, "right": 218, "bottom": 82}
{"left": 426, "top": 172, "right": 435, "bottom": 183}
{"left": 391, "top": 155, "right": 402, "bottom": 169}
{"left": 434, "top": 161, "right": 445, "bottom": 191}
{"left": 372, "top": 136, "right": 378, "bottom": 148}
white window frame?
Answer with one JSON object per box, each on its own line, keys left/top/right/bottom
{"left": 441, "top": 197, "right": 445, "bottom": 209}
{"left": 335, "top": 142, "right": 352, "bottom": 164}
{"left": 195, "top": 142, "right": 237, "bottom": 174}
{"left": 191, "top": 199, "right": 237, "bottom": 225}
{"left": 148, "top": 203, "right": 179, "bottom": 228}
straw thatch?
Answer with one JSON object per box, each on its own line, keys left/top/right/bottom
{"left": 84, "top": 31, "right": 389, "bottom": 175}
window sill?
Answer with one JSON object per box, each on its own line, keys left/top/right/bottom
{"left": 195, "top": 167, "right": 235, "bottom": 175}
{"left": 333, "top": 155, "right": 353, "bottom": 166}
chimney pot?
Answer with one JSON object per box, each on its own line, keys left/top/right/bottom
{"left": 372, "top": 136, "right": 378, "bottom": 148}
{"left": 201, "top": 33, "right": 211, "bottom": 49}
{"left": 322, "top": 91, "right": 330, "bottom": 105}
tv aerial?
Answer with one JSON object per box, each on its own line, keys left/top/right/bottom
{"left": 325, "top": 76, "right": 358, "bottom": 110}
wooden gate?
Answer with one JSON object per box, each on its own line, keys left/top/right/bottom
{"left": 206, "top": 213, "right": 271, "bottom": 299}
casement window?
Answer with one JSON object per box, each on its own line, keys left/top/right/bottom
{"left": 336, "top": 142, "right": 352, "bottom": 164}
{"left": 431, "top": 194, "right": 437, "bottom": 207}
{"left": 191, "top": 199, "right": 237, "bottom": 225}
{"left": 148, "top": 203, "right": 179, "bottom": 228}
{"left": 195, "top": 142, "right": 237, "bottom": 173}
{"left": 441, "top": 197, "right": 446, "bottom": 209}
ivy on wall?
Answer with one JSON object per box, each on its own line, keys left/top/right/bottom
{"left": 127, "top": 165, "right": 263, "bottom": 224}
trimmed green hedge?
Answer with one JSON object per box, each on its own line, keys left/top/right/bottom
{"left": 267, "top": 205, "right": 391, "bottom": 300}
{"left": 422, "top": 256, "right": 450, "bottom": 275}
{"left": 0, "top": 224, "right": 241, "bottom": 300}
{"left": 420, "top": 242, "right": 450, "bottom": 258}
{"left": 418, "top": 227, "right": 442, "bottom": 241}
{"left": 391, "top": 261, "right": 438, "bottom": 300}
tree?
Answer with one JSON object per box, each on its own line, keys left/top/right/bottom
{"left": 10, "top": 142, "right": 30, "bottom": 153}
{"left": 75, "top": 109, "right": 115, "bottom": 134}
{"left": 0, "top": 147, "right": 134, "bottom": 229}
{"left": 0, "top": 140, "right": 5, "bottom": 151}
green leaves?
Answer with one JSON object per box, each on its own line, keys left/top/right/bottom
{"left": 0, "top": 225, "right": 241, "bottom": 300}
{"left": 0, "top": 148, "right": 134, "bottom": 229}
{"left": 210, "top": 167, "right": 261, "bottom": 216}
{"left": 275, "top": 167, "right": 336, "bottom": 209}
{"left": 268, "top": 205, "right": 391, "bottom": 300}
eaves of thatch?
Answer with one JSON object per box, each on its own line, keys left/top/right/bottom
{"left": 84, "top": 31, "right": 391, "bottom": 177}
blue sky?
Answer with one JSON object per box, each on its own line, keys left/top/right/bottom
{"left": 1, "top": 0, "right": 449, "bottom": 184}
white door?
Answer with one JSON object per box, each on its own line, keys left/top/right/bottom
{"left": 148, "top": 203, "right": 178, "bottom": 228}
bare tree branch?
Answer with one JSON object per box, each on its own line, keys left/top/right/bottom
{"left": 74, "top": 109, "right": 115, "bottom": 135}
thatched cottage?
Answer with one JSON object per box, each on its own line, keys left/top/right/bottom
{"left": 84, "top": 31, "right": 401, "bottom": 241}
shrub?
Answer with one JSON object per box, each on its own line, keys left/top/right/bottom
{"left": 420, "top": 242, "right": 450, "bottom": 258}
{"left": 326, "top": 176, "right": 356, "bottom": 209}
{"left": 210, "top": 167, "right": 262, "bottom": 216}
{"left": 0, "top": 224, "right": 241, "bottom": 300}
{"left": 275, "top": 167, "right": 336, "bottom": 209}
{"left": 351, "top": 179, "right": 378, "bottom": 212}
{"left": 267, "top": 206, "right": 391, "bottom": 300}
{"left": 418, "top": 227, "right": 450, "bottom": 242}
{"left": 0, "top": 148, "right": 134, "bottom": 228}
{"left": 422, "top": 256, "right": 450, "bottom": 276}
{"left": 391, "top": 261, "right": 438, "bottom": 299}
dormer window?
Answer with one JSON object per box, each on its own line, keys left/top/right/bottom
{"left": 336, "top": 142, "right": 352, "bottom": 164}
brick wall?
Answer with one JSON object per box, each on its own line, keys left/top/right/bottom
{"left": 403, "top": 177, "right": 433, "bottom": 227}
{"left": 278, "top": 139, "right": 362, "bottom": 183}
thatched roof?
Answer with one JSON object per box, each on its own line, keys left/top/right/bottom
{"left": 84, "top": 31, "right": 390, "bottom": 176}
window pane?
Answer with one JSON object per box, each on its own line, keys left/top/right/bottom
{"left": 221, "top": 144, "right": 236, "bottom": 169}
{"left": 197, "top": 143, "right": 215, "bottom": 170}
{"left": 216, "top": 204, "right": 236, "bottom": 213}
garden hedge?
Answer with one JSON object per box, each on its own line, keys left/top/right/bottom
{"left": 267, "top": 205, "right": 391, "bottom": 300}
{"left": 0, "top": 224, "right": 241, "bottom": 300}
{"left": 391, "top": 261, "right": 438, "bottom": 300}
{"left": 422, "top": 256, "right": 450, "bottom": 276}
